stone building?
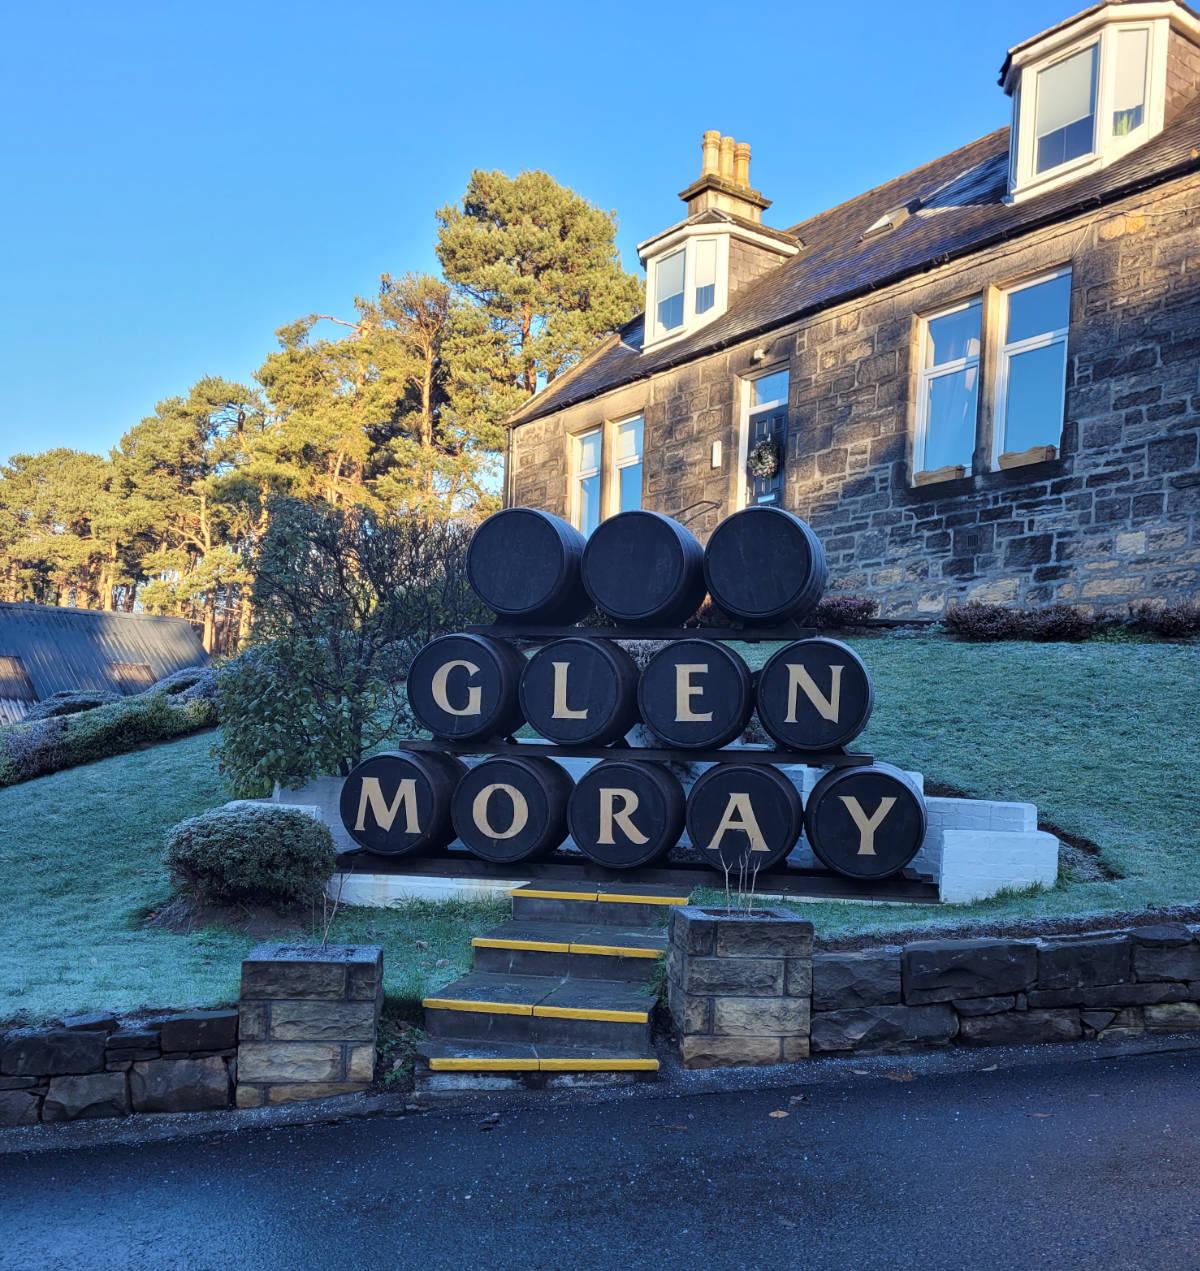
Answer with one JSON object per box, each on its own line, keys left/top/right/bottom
{"left": 505, "top": 0, "right": 1200, "bottom": 615}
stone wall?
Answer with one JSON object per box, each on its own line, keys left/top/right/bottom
{"left": 0, "top": 1010, "right": 237, "bottom": 1125}
{"left": 810, "top": 924, "right": 1200, "bottom": 1054}
{"left": 236, "top": 942, "right": 383, "bottom": 1108}
{"left": 509, "top": 175, "right": 1200, "bottom": 615}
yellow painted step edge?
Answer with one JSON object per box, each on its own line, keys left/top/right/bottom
{"left": 569, "top": 942, "right": 662, "bottom": 959}
{"left": 596, "top": 893, "right": 689, "bottom": 906}
{"left": 532, "top": 1005, "right": 650, "bottom": 1023}
{"left": 428, "top": 1056, "right": 659, "bottom": 1073}
{"left": 422, "top": 998, "right": 533, "bottom": 1016}
{"left": 472, "top": 937, "right": 573, "bottom": 954}
{"left": 512, "top": 888, "right": 600, "bottom": 901}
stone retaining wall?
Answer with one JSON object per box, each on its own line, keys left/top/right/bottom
{"left": 0, "top": 1009, "right": 238, "bottom": 1125}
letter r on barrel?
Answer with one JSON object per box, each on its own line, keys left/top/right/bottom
{"left": 598, "top": 787, "right": 649, "bottom": 845}
{"left": 431, "top": 659, "right": 483, "bottom": 716}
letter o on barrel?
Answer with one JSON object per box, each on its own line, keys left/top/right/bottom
{"left": 755, "top": 637, "right": 873, "bottom": 753}
{"left": 686, "top": 763, "right": 803, "bottom": 873}
{"left": 519, "top": 637, "right": 640, "bottom": 746}
{"left": 703, "top": 506, "right": 827, "bottom": 624}
{"left": 567, "top": 760, "right": 685, "bottom": 869}
{"left": 582, "top": 510, "right": 707, "bottom": 626}
{"left": 407, "top": 633, "right": 526, "bottom": 741}
{"left": 339, "top": 750, "right": 467, "bottom": 856}
{"left": 637, "top": 639, "right": 754, "bottom": 749}
{"left": 451, "top": 756, "right": 573, "bottom": 863}
{"left": 804, "top": 763, "right": 926, "bottom": 881}
{"left": 466, "top": 507, "right": 590, "bottom": 624}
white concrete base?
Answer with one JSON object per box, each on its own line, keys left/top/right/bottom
{"left": 938, "top": 828, "right": 1060, "bottom": 904}
{"left": 328, "top": 871, "right": 524, "bottom": 906}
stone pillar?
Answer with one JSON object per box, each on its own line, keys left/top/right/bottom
{"left": 236, "top": 943, "right": 383, "bottom": 1108}
{"left": 667, "top": 906, "right": 813, "bottom": 1068}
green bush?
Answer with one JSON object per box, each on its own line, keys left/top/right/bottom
{"left": 163, "top": 804, "right": 336, "bottom": 907}
{"left": 24, "top": 690, "right": 122, "bottom": 721}
{"left": 812, "top": 594, "right": 878, "bottom": 628}
{"left": 143, "top": 666, "right": 216, "bottom": 702}
{"left": 1126, "top": 601, "right": 1200, "bottom": 639}
{"left": 943, "top": 602, "right": 1019, "bottom": 641}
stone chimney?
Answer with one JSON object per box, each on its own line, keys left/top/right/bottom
{"left": 679, "top": 131, "right": 771, "bottom": 224}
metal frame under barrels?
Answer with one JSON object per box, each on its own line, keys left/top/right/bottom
{"left": 335, "top": 621, "right": 940, "bottom": 903}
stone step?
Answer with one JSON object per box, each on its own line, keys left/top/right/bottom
{"left": 471, "top": 920, "right": 666, "bottom": 980}
{"left": 416, "top": 1039, "right": 659, "bottom": 1073}
{"left": 510, "top": 882, "right": 689, "bottom": 928}
{"left": 422, "top": 972, "right": 654, "bottom": 1050}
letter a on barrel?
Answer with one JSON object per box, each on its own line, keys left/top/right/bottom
{"left": 567, "top": 760, "right": 685, "bottom": 869}
{"left": 637, "top": 639, "right": 754, "bottom": 749}
{"left": 339, "top": 751, "right": 467, "bottom": 856}
{"left": 466, "top": 507, "right": 590, "bottom": 624}
{"left": 519, "top": 637, "right": 640, "bottom": 746}
{"left": 686, "top": 763, "right": 803, "bottom": 873}
{"left": 804, "top": 763, "right": 926, "bottom": 880}
{"left": 582, "top": 510, "right": 707, "bottom": 626}
{"left": 755, "top": 637, "right": 873, "bottom": 753}
{"left": 407, "top": 633, "right": 526, "bottom": 741}
{"left": 451, "top": 756, "right": 573, "bottom": 864}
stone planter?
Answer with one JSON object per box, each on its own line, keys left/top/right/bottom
{"left": 666, "top": 906, "right": 814, "bottom": 1068}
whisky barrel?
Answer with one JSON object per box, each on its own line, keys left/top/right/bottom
{"left": 519, "top": 637, "right": 639, "bottom": 747}
{"left": 804, "top": 763, "right": 926, "bottom": 881}
{"left": 703, "top": 506, "right": 827, "bottom": 624}
{"left": 567, "top": 760, "right": 685, "bottom": 869}
{"left": 451, "top": 755, "right": 573, "bottom": 864}
{"left": 755, "top": 637, "right": 873, "bottom": 753}
{"left": 466, "top": 507, "right": 590, "bottom": 624}
{"left": 338, "top": 750, "right": 467, "bottom": 856}
{"left": 637, "top": 639, "right": 754, "bottom": 750}
{"left": 582, "top": 510, "right": 706, "bottom": 626}
{"left": 686, "top": 762, "right": 803, "bottom": 873}
{"left": 407, "top": 633, "right": 526, "bottom": 742}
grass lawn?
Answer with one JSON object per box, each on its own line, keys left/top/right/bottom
{"left": 0, "top": 635, "right": 1195, "bottom": 1022}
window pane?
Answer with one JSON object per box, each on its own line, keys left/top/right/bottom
{"left": 618, "top": 462, "right": 643, "bottom": 512}
{"left": 1113, "top": 28, "right": 1148, "bottom": 136}
{"left": 695, "top": 239, "right": 717, "bottom": 314}
{"left": 925, "top": 303, "right": 981, "bottom": 368}
{"left": 922, "top": 367, "right": 978, "bottom": 471}
{"left": 657, "top": 250, "right": 685, "bottom": 330}
{"left": 578, "top": 474, "right": 600, "bottom": 535}
{"left": 1006, "top": 274, "right": 1071, "bottom": 344}
{"left": 1035, "top": 45, "right": 1096, "bottom": 172}
{"left": 1003, "top": 343, "right": 1066, "bottom": 454}
{"left": 616, "top": 417, "right": 642, "bottom": 464}
{"left": 578, "top": 430, "right": 601, "bottom": 473}
{"left": 751, "top": 369, "right": 788, "bottom": 407}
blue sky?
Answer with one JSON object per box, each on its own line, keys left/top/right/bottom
{"left": 0, "top": 0, "right": 1073, "bottom": 464}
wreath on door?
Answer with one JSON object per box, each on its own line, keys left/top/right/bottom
{"left": 747, "top": 437, "right": 781, "bottom": 479}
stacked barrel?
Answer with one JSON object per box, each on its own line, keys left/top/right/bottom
{"left": 339, "top": 506, "right": 927, "bottom": 883}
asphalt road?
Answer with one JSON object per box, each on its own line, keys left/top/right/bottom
{"left": 1, "top": 1050, "right": 1197, "bottom": 1271}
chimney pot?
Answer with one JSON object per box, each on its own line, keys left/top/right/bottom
{"left": 718, "top": 135, "right": 735, "bottom": 180}
{"left": 701, "top": 130, "right": 721, "bottom": 177}
{"left": 734, "top": 141, "right": 751, "bottom": 189}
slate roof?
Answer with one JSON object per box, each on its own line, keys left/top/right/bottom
{"left": 0, "top": 603, "right": 208, "bottom": 705}
{"left": 510, "top": 93, "right": 1200, "bottom": 429}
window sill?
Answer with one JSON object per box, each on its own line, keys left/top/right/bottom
{"left": 997, "top": 444, "right": 1057, "bottom": 470}
{"left": 912, "top": 464, "right": 967, "bottom": 487}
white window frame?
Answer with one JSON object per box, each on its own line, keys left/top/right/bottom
{"left": 644, "top": 231, "right": 731, "bottom": 348}
{"left": 991, "top": 268, "right": 1072, "bottom": 467}
{"left": 612, "top": 414, "right": 644, "bottom": 513}
{"left": 1008, "top": 13, "right": 1171, "bottom": 201}
{"left": 913, "top": 298, "right": 982, "bottom": 478}
{"left": 571, "top": 426, "right": 602, "bottom": 535}
{"left": 735, "top": 366, "right": 789, "bottom": 509}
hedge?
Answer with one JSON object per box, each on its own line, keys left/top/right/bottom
{"left": 943, "top": 600, "right": 1200, "bottom": 642}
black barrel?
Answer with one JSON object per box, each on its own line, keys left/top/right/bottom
{"left": 582, "top": 510, "right": 706, "bottom": 626}
{"left": 568, "top": 760, "right": 685, "bottom": 869}
{"left": 519, "top": 637, "right": 639, "bottom": 747}
{"left": 704, "top": 506, "right": 827, "bottom": 624}
{"left": 466, "top": 507, "right": 590, "bottom": 624}
{"left": 339, "top": 750, "right": 467, "bottom": 856}
{"left": 637, "top": 639, "right": 754, "bottom": 750}
{"left": 686, "top": 762, "right": 803, "bottom": 873}
{"left": 755, "top": 637, "right": 873, "bottom": 753}
{"left": 804, "top": 763, "right": 926, "bottom": 881}
{"left": 407, "top": 633, "right": 526, "bottom": 741}
{"left": 451, "top": 755, "right": 573, "bottom": 864}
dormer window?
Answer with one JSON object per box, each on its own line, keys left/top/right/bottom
{"left": 655, "top": 249, "right": 686, "bottom": 333}
{"left": 1002, "top": 3, "right": 1197, "bottom": 201}
{"left": 646, "top": 236, "right": 727, "bottom": 345}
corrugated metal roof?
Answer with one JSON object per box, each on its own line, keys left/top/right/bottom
{"left": 0, "top": 603, "right": 208, "bottom": 704}
{"left": 510, "top": 93, "right": 1200, "bottom": 428}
